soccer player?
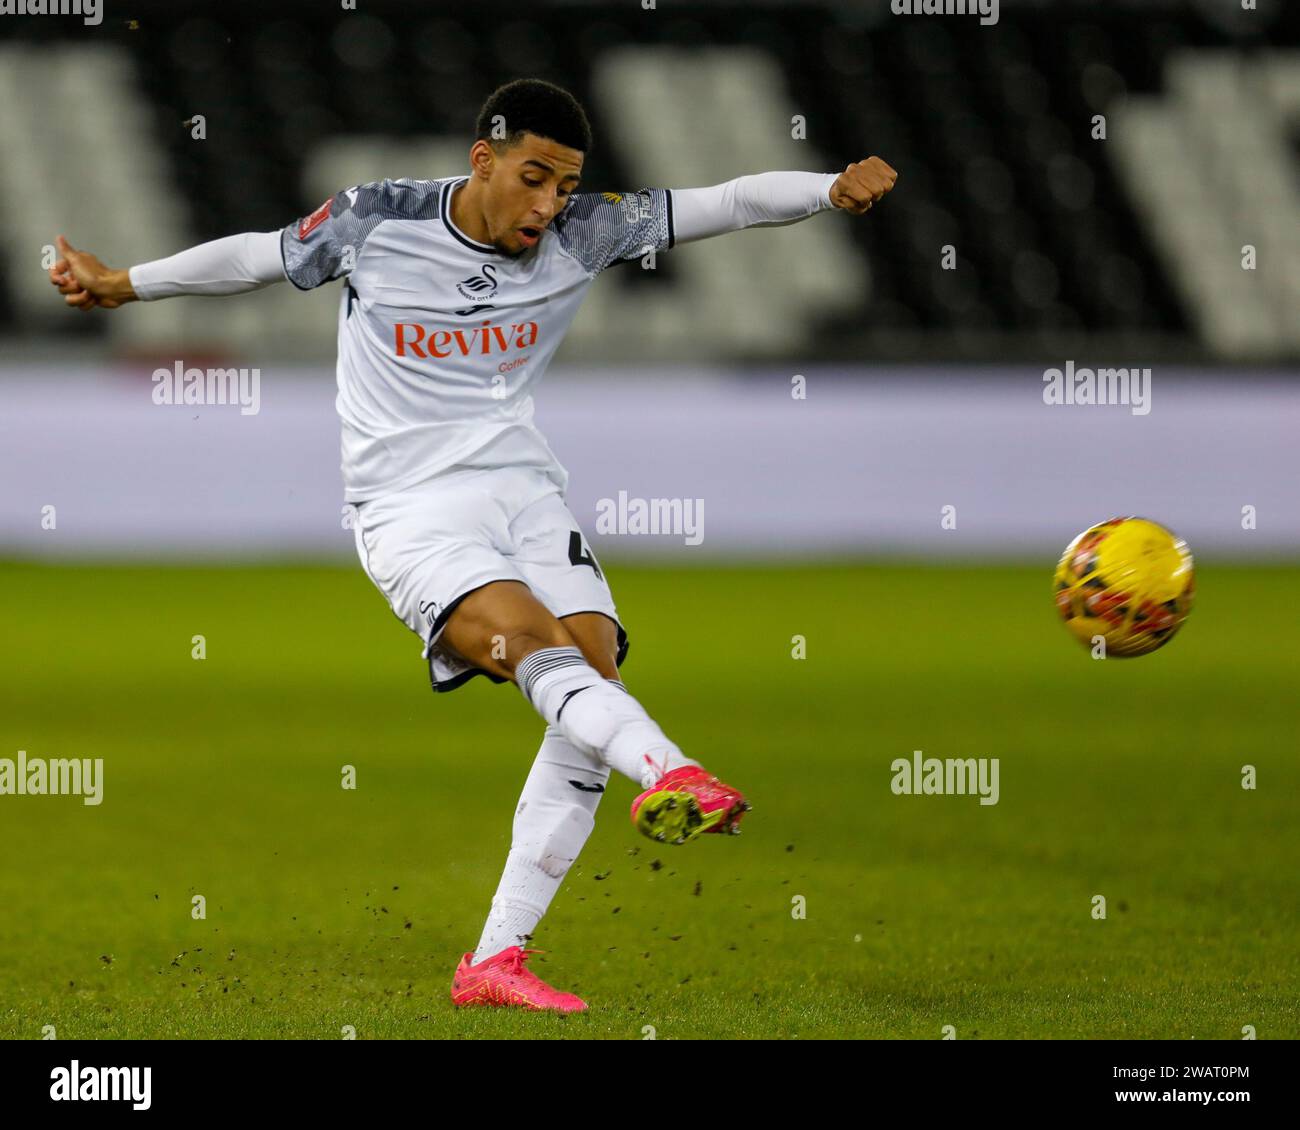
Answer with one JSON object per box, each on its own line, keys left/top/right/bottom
{"left": 49, "top": 79, "right": 897, "bottom": 1012}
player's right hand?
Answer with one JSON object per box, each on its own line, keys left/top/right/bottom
{"left": 48, "top": 235, "right": 135, "bottom": 311}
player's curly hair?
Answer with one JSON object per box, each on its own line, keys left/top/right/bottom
{"left": 475, "top": 79, "right": 593, "bottom": 154}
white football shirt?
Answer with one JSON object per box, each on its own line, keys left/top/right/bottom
{"left": 280, "top": 177, "right": 674, "bottom": 502}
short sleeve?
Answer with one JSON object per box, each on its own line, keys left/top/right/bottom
{"left": 280, "top": 179, "right": 441, "bottom": 290}
{"left": 551, "top": 188, "right": 674, "bottom": 276}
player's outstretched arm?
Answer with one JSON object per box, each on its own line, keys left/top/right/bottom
{"left": 670, "top": 158, "right": 897, "bottom": 245}
{"left": 48, "top": 231, "right": 287, "bottom": 312}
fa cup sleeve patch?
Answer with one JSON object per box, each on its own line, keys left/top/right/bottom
{"left": 298, "top": 196, "right": 334, "bottom": 240}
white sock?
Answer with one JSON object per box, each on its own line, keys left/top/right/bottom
{"left": 472, "top": 725, "right": 609, "bottom": 964}
{"left": 515, "top": 648, "right": 699, "bottom": 788}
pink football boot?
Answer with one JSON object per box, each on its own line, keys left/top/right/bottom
{"left": 630, "top": 765, "right": 750, "bottom": 844}
{"left": 450, "top": 946, "right": 587, "bottom": 1013}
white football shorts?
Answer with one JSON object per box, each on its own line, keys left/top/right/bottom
{"left": 350, "top": 464, "right": 627, "bottom": 692}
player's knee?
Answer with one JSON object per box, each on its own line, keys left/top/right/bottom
{"left": 498, "top": 626, "right": 576, "bottom": 674}
{"left": 544, "top": 611, "right": 620, "bottom": 680}
{"left": 570, "top": 628, "right": 620, "bottom": 679}
{"left": 585, "top": 647, "right": 620, "bottom": 681}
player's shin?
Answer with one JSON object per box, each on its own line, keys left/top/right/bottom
{"left": 515, "top": 646, "right": 699, "bottom": 788}
{"left": 471, "top": 725, "right": 608, "bottom": 964}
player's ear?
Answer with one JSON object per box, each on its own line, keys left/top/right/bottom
{"left": 468, "top": 139, "right": 494, "bottom": 178}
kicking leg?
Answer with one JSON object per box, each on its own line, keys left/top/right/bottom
{"left": 442, "top": 582, "right": 748, "bottom": 844}
{"left": 440, "top": 581, "right": 697, "bottom": 789}
{"left": 559, "top": 612, "right": 752, "bottom": 842}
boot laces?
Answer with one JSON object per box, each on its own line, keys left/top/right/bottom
{"left": 506, "top": 947, "right": 546, "bottom": 975}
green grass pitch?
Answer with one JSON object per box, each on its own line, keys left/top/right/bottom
{"left": 1, "top": 560, "right": 1296, "bottom": 1039}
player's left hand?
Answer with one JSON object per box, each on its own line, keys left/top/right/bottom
{"left": 830, "top": 157, "right": 898, "bottom": 215}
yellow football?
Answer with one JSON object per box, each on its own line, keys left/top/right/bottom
{"left": 1053, "top": 517, "right": 1195, "bottom": 657}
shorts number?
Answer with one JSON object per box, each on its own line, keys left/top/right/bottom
{"left": 568, "top": 531, "right": 603, "bottom": 581}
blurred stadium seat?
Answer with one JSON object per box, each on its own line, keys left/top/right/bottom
{"left": 0, "top": 0, "right": 1295, "bottom": 363}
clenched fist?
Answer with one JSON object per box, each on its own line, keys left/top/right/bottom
{"left": 829, "top": 157, "right": 898, "bottom": 215}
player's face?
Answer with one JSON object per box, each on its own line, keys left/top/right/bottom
{"left": 486, "top": 133, "right": 584, "bottom": 257}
